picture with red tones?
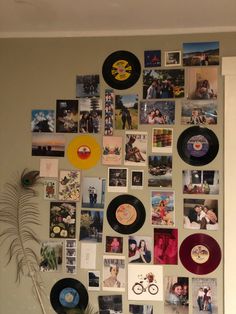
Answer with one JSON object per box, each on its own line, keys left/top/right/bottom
{"left": 154, "top": 228, "right": 178, "bottom": 265}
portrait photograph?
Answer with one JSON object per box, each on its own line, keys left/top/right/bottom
{"left": 105, "top": 236, "right": 123, "bottom": 254}
{"left": 124, "top": 131, "right": 148, "bottom": 166}
{"left": 115, "top": 94, "right": 138, "bottom": 130}
{"left": 79, "top": 97, "right": 102, "bottom": 133}
{"left": 103, "top": 256, "right": 125, "bottom": 291}
{"left": 128, "top": 236, "right": 153, "bottom": 264}
{"left": 181, "top": 100, "right": 217, "bottom": 125}
{"left": 76, "top": 74, "right": 100, "bottom": 98}
{"left": 81, "top": 176, "right": 106, "bottom": 209}
{"left": 56, "top": 99, "right": 78, "bottom": 133}
{"left": 192, "top": 278, "right": 217, "bottom": 314}
{"left": 148, "top": 155, "right": 172, "bottom": 187}
{"left": 151, "top": 191, "right": 175, "bottom": 226}
{"left": 139, "top": 100, "right": 175, "bottom": 125}
{"left": 183, "top": 170, "right": 219, "bottom": 195}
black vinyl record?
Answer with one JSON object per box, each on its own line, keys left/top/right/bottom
{"left": 179, "top": 233, "right": 221, "bottom": 275}
{"left": 107, "top": 194, "right": 146, "bottom": 234}
{"left": 177, "top": 126, "right": 219, "bottom": 166}
{"left": 50, "top": 278, "right": 89, "bottom": 314}
{"left": 102, "top": 50, "right": 141, "bottom": 90}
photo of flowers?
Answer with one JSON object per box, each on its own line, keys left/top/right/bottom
{"left": 39, "top": 241, "right": 63, "bottom": 272}
{"left": 79, "top": 210, "right": 103, "bottom": 243}
{"left": 49, "top": 202, "right": 76, "bottom": 238}
{"left": 58, "top": 170, "right": 80, "bottom": 201}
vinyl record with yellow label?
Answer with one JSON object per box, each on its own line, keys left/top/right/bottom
{"left": 67, "top": 135, "right": 101, "bottom": 169}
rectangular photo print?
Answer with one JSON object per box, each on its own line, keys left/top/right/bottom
{"left": 128, "top": 236, "right": 153, "bottom": 264}
{"left": 58, "top": 170, "right": 80, "bottom": 201}
{"left": 76, "top": 74, "right": 100, "bottom": 98}
{"left": 152, "top": 128, "right": 173, "bottom": 153}
{"left": 143, "top": 69, "right": 184, "bottom": 99}
{"left": 154, "top": 228, "right": 178, "bottom": 265}
{"left": 56, "top": 99, "right": 78, "bottom": 133}
{"left": 124, "top": 132, "right": 147, "bottom": 166}
{"left": 105, "top": 236, "right": 123, "bottom": 254}
{"left": 81, "top": 176, "right": 106, "bottom": 209}
{"left": 31, "top": 109, "right": 55, "bottom": 132}
{"left": 79, "top": 97, "right": 102, "bottom": 133}
{"left": 39, "top": 241, "right": 63, "bottom": 272}
{"left": 102, "top": 136, "right": 122, "bottom": 166}
{"left": 192, "top": 278, "right": 217, "bottom": 314}
{"left": 98, "top": 295, "right": 123, "bottom": 314}
{"left": 183, "top": 198, "right": 218, "bottom": 230}
{"left": 144, "top": 50, "right": 161, "bottom": 67}
{"left": 129, "top": 304, "right": 153, "bottom": 314}
{"left": 181, "top": 100, "right": 217, "bottom": 125}
{"left": 151, "top": 191, "right": 174, "bottom": 226}
{"left": 88, "top": 270, "right": 100, "bottom": 291}
{"left": 104, "top": 88, "right": 115, "bottom": 136}
{"left": 148, "top": 155, "right": 172, "bottom": 187}
{"left": 103, "top": 255, "right": 125, "bottom": 291}
{"left": 131, "top": 170, "right": 144, "bottom": 189}
{"left": 115, "top": 94, "right": 138, "bottom": 130}
{"left": 164, "top": 276, "right": 189, "bottom": 314}
{"left": 32, "top": 133, "right": 65, "bottom": 157}
{"left": 140, "top": 100, "right": 175, "bottom": 125}
{"left": 183, "top": 170, "right": 219, "bottom": 195}
{"left": 165, "top": 51, "right": 182, "bottom": 67}
{"left": 108, "top": 167, "right": 128, "bottom": 193}
{"left": 183, "top": 41, "right": 219, "bottom": 66}
{"left": 79, "top": 210, "right": 103, "bottom": 243}
{"left": 128, "top": 264, "right": 163, "bottom": 301}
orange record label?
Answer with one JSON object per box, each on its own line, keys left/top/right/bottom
{"left": 115, "top": 203, "right": 137, "bottom": 225}
{"left": 191, "top": 245, "right": 210, "bottom": 264}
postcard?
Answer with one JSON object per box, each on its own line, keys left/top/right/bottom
{"left": 154, "top": 228, "right": 178, "bottom": 265}
{"left": 39, "top": 241, "right": 63, "bottom": 272}
{"left": 115, "top": 94, "right": 138, "bottom": 130}
{"left": 102, "top": 136, "right": 122, "bottom": 165}
{"left": 79, "top": 97, "right": 102, "bottom": 133}
{"left": 104, "top": 89, "right": 115, "bottom": 136}
{"left": 183, "top": 41, "right": 219, "bottom": 66}
{"left": 31, "top": 109, "right": 55, "bottom": 132}
{"left": 181, "top": 100, "right": 217, "bottom": 125}
{"left": 43, "top": 179, "right": 58, "bottom": 200}
{"left": 139, "top": 100, "right": 175, "bottom": 125}
{"left": 151, "top": 191, "right": 175, "bottom": 226}
{"left": 105, "top": 236, "right": 123, "bottom": 254}
{"left": 128, "top": 236, "right": 153, "bottom": 263}
{"left": 108, "top": 167, "right": 128, "bottom": 193}
{"left": 80, "top": 242, "right": 97, "bottom": 269}
{"left": 183, "top": 170, "right": 219, "bottom": 195}
{"left": 56, "top": 99, "right": 78, "bottom": 133}
{"left": 165, "top": 50, "right": 181, "bottom": 67}
{"left": 79, "top": 210, "right": 103, "bottom": 243}
{"left": 192, "top": 278, "right": 217, "bottom": 313}
{"left": 152, "top": 128, "right": 173, "bottom": 153}
{"left": 81, "top": 177, "right": 106, "bottom": 209}
{"left": 131, "top": 170, "right": 144, "bottom": 189}
{"left": 103, "top": 255, "right": 125, "bottom": 291}
{"left": 40, "top": 158, "right": 58, "bottom": 178}
{"left": 76, "top": 74, "right": 100, "bottom": 98}
{"left": 32, "top": 133, "right": 65, "bottom": 157}
{"left": 88, "top": 270, "right": 100, "bottom": 291}
{"left": 124, "top": 131, "right": 148, "bottom": 166}
{"left": 144, "top": 50, "right": 161, "bottom": 67}
{"left": 148, "top": 155, "right": 172, "bottom": 187}
{"left": 58, "top": 170, "right": 80, "bottom": 201}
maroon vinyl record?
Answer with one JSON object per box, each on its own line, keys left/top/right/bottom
{"left": 179, "top": 233, "right": 221, "bottom": 275}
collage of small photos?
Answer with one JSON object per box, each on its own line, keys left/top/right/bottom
{"left": 32, "top": 41, "right": 222, "bottom": 314}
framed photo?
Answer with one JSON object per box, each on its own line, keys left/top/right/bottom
{"left": 108, "top": 167, "right": 128, "bottom": 193}
{"left": 183, "top": 170, "right": 219, "bottom": 195}
{"left": 181, "top": 100, "right": 217, "bottom": 125}
{"left": 58, "top": 170, "right": 80, "bottom": 201}
{"left": 124, "top": 131, "right": 148, "bottom": 166}
{"left": 152, "top": 128, "right": 173, "bottom": 153}
{"left": 81, "top": 176, "right": 106, "bottom": 209}
{"left": 105, "top": 236, "right": 123, "bottom": 254}
{"left": 144, "top": 50, "right": 161, "bottom": 67}
{"left": 103, "top": 255, "right": 126, "bottom": 291}
{"left": 115, "top": 94, "right": 138, "bottom": 130}
{"left": 165, "top": 51, "right": 181, "bottom": 67}
{"left": 151, "top": 191, "right": 175, "bottom": 226}
{"left": 131, "top": 170, "right": 144, "bottom": 189}
{"left": 139, "top": 100, "right": 175, "bottom": 125}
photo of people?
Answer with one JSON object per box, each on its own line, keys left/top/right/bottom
{"left": 183, "top": 41, "right": 220, "bottom": 66}
{"left": 58, "top": 170, "right": 80, "bottom": 201}
{"left": 129, "top": 304, "right": 153, "bottom": 314}
{"left": 76, "top": 74, "right": 100, "bottom": 98}
{"left": 103, "top": 256, "right": 125, "bottom": 291}
{"left": 148, "top": 155, "right": 172, "bottom": 187}
{"left": 192, "top": 278, "right": 217, "bottom": 314}
{"left": 81, "top": 176, "right": 106, "bottom": 208}
{"left": 115, "top": 94, "right": 138, "bottom": 130}
{"left": 79, "top": 210, "right": 103, "bottom": 243}
{"left": 183, "top": 170, "right": 219, "bottom": 195}
{"left": 98, "top": 295, "right": 123, "bottom": 314}
{"left": 187, "top": 67, "right": 218, "bottom": 100}
{"left": 165, "top": 51, "right": 181, "bottom": 67}
{"left": 124, "top": 132, "right": 147, "bottom": 166}
{"left": 164, "top": 276, "right": 189, "bottom": 314}
{"left": 131, "top": 170, "right": 144, "bottom": 189}
{"left": 56, "top": 99, "right": 78, "bottom": 133}
{"left": 154, "top": 228, "right": 178, "bottom": 265}
{"left": 39, "top": 241, "right": 63, "bottom": 272}
{"left": 105, "top": 236, "right": 123, "bottom": 254}
{"left": 79, "top": 97, "right": 102, "bottom": 133}
{"left": 183, "top": 198, "right": 218, "bottom": 230}
{"left": 31, "top": 109, "right": 55, "bottom": 132}
{"left": 108, "top": 167, "right": 128, "bottom": 193}
{"left": 181, "top": 100, "right": 217, "bottom": 125}
{"left": 152, "top": 128, "right": 173, "bottom": 153}
{"left": 128, "top": 236, "right": 152, "bottom": 263}
{"left": 104, "top": 88, "right": 114, "bottom": 136}
{"left": 32, "top": 133, "right": 65, "bottom": 157}
{"left": 151, "top": 191, "right": 175, "bottom": 226}
{"left": 139, "top": 100, "right": 175, "bottom": 125}
{"left": 102, "top": 136, "right": 122, "bottom": 165}
{"left": 144, "top": 50, "right": 161, "bottom": 67}
{"left": 143, "top": 69, "right": 184, "bottom": 99}
{"left": 65, "top": 239, "right": 77, "bottom": 274}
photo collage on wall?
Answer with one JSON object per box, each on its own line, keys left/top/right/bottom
{"left": 30, "top": 40, "right": 222, "bottom": 314}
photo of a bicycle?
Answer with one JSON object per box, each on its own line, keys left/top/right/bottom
{"left": 132, "top": 272, "right": 159, "bottom": 295}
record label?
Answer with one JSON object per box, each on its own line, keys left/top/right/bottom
{"left": 179, "top": 233, "right": 221, "bottom": 275}
{"left": 186, "top": 135, "right": 209, "bottom": 158}
{"left": 107, "top": 194, "right": 146, "bottom": 234}
{"left": 111, "top": 59, "right": 132, "bottom": 81}
{"left": 59, "top": 287, "right": 80, "bottom": 308}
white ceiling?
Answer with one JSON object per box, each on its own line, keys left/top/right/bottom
{"left": 1, "top": 0, "right": 236, "bottom": 38}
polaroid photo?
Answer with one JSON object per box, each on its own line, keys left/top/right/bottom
{"left": 183, "top": 198, "right": 218, "bottom": 230}
{"left": 115, "top": 94, "right": 138, "bottom": 130}
{"left": 183, "top": 170, "right": 219, "bottom": 195}
{"left": 143, "top": 69, "right": 184, "bottom": 99}
{"left": 108, "top": 167, "right": 128, "bottom": 193}
{"left": 186, "top": 67, "right": 218, "bottom": 100}
{"left": 128, "top": 236, "right": 153, "bottom": 264}
{"left": 79, "top": 210, "right": 103, "bottom": 243}
{"left": 151, "top": 191, "right": 175, "bottom": 226}
{"left": 129, "top": 304, "right": 153, "bottom": 314}
{"left": 103, "top": 255, "right": 126, "bottom": 291}
{"left": 32, "top": 133, "right": 65, "bottom": 157}
{"left": 102, "top": 136, "right": 122, "bottom": 166}
{"left": 153, "top": 228, "right": 178, "bottom": 265}
{"left": 76, "top": 74, "right": 100, "bottom": 98}
{"left": 39, "top": 241, "right": 63, "bottom": 272}
{"left": 139, "top": 100, "right": 175, "bottom": 125}
{"left": 181, "top": 100, "right": 217, "bottom": 125}
{"left": 58, "top": 170, "right": 80, "bottom": 201}
{"left": 148, "top": 155, "right": 172, "bottom": 188}
{"left": 40, "top": 158, "right": 59, "bottom": 178}
{"left": 192, "top": 278, "right": 217, "bottom": 313}
{"left": 131, "top": 170, "right": 144, "bottom": 190}
{"left": 124, "top": 131, "right": 148, "bottom": 166}
{"left": 56, "top": 99, "right": 78, "bottom": 133}
{"left": 98, "top": 295, "right": 123, "bottom": 314}
{"left": 43, "top": 179, "right": 58, "bottom": 200}
{"left": 104, "top": 88, "right": 115, "bottom": 136}
{"left": 49, "top": 202, "right": 76, "bottom": 238}
{"left": 31, "top": 109, "right": 55, "bottom": 133}
{"left": 144, "top": 50, "right": 161, "bottom": 67}
{"left": 165, "top": 51, "right": 182, "bottom": 67}
{"left": 164, "top": 276, "right": 189, "bottom": 313}
{"left": 105, "top": 236, "right": 123, "bottom": 254}
{"left": 128, "top": 264, "right": 163, "bottom": 301}
{"left": 81, "top": 176, "right": 106, "bottom": 209}
{"left": 183, "top": 41, "right": 219, "bottom": 66}
{"left": 152, "top": 128, "right": 173, "bottom": 153}
{"left": 88, "top": 270, "right": 100, "bottom": 291}
{"left": 79, "top": 97, "right": 102, "bottom": 133}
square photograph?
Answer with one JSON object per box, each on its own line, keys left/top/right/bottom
{"left": 56, "top": 99, "right": 78, "bottom": 133}
{"left": 88, "top": 270, "right": 100, "bottom": 291}
{"left": 103, "top": 256, "right": 126, "bottom": 291}
{"left": 108, "top": 167, "right": 128, "bottom": 193}
{"left": 124, "top": 132, "right": 147, "bottom": 166}
{"left": 148, "top": 155, "right": 172, "bottom": 187}
{"left": 81, "top": 176, "right": 106, "bottom": 208}
{"left": 154, "top": 228, "right": 178, "bottom": 265}
{"left": 102, "top": 136, "right": 122, "bottom": 166}
{"left": 79, "top": 97, "right": 102, "bottom": 133}
{"left": 183, "top": 170, "right": 219, "bottom": 195}
{"left": 165, "top": 51, "right": 182, "bottom": 67}
{"left": 192, "top": 278, "right": 217, "bottom": 314}
{"left": 139, "top": 100, "right": 175, "bottom": 125}
{"left": 129, "top": 304, "right": 153, "bottom": 314}
{"left": 76, "top": 74, "right": 100, "bottom": 98}
{"left": 152, "top": 128, "right": 173, "bottom": 153}
{"left": 131, "top": 170, "right": 144, "bottom": 189}
{"left": 98, "top": 295, "right": 123, "bottom": 314}
{"left": 143, "top": 69, "right": 184, "bottom": 99}
{"left": 105, "top": 236, "right": 123, "bottom": 254}
{"left": 32, "top": 133, "right": 65, "bottom": 157}
{"left": 128, "top": 236, "right": 153, "bottom": 264}
{"left": 151, "top": 191, "right": 175, "bottom": 226}
{"left": 31, "top": 109, "right": 55, "bottom": 132}
{"left": 181, "top": 100, "right": 217, "bottom": 125}
{"left": 79, "top": 210, "right": 103, "bottom": 243}
{"left": 39, "top": 241, "right": 63, "bottom": 272}
{"left": 144, "top": 50, "right": 161, "bottom": 67}
{"left": 58, "top": 170, "right": 80, "bottom": 201}
{"left": 115, "top": 94, "right": 138, "bottom": 130}
{"left": 43, "top": 179, "right": 58, "bottom": 200}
